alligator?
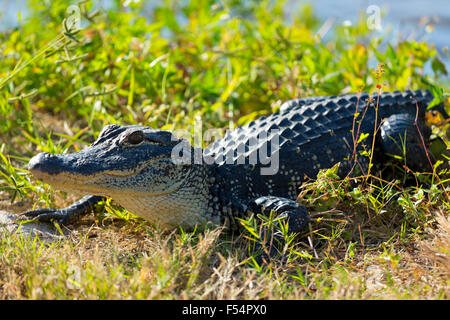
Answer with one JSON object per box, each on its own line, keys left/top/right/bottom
{"left": 22, "top": 90, "right": 447, "bottom": 239}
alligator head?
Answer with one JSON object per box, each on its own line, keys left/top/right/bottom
{"left": 28, "top": 124, "right": 213, "bottom": 229}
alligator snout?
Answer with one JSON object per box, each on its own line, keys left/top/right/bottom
{"left": 28, "top": 152, "right": 65, "bottom": 176}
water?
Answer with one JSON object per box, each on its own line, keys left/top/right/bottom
{"left": 0, "top": 0, "right": 27, "bottom": 28}
{"left": 286, "top": 0, "right": 450, "bottom": 75}
{"left": 1, "top": 0, "right": 449, "bottom": 73}
{"left": 287, "top": 0, "right": 449, "bottom": 52}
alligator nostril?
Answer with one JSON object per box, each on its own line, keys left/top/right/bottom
{"left": 28, "top": 152, "right": 60, "bottom": 174}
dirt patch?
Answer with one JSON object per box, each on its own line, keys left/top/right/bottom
{"left": 0, "top": 210, "right": 67, "bottom": 239}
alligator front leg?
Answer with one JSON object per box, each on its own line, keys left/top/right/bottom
{"left": 245, "top": 196, "right": 309, "bottom": 262}
{"left": 247, "top": 196, "right": 309, "bottom": 233}
{"left": 21, "top": 195, "right": 105, "bottom": 225}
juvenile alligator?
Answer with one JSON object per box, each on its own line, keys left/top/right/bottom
{"left": 23, "top": 90, "right": 446, "bottom": 238}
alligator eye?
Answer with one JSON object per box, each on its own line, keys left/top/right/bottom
{"left": 125, "top": 131, "right": 145, "bottom": 145}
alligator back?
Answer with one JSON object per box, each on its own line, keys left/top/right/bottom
{"left": 204, "top": 90, "right": 435, "bottom": 199}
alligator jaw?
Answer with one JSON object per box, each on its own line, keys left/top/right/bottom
{"left": 28, "top": 150, "right": 211, "bottom": 230}
{"left": 28, "top": 152, "right": 108, "bottom": 195}
{"left": 28, "top": 152, "right": 189, "bottom": 197}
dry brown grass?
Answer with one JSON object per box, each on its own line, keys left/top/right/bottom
{"left": 420, "top": 214, "right": 450, "bottom": 281}
{"left": 1, "top": 197, "right": 449, "bottom": 300}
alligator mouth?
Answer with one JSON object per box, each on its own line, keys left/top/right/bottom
{"left": 30, "top": 170, "right": 190, "bottom": 197}
{"left": 28, "top": 152, "right": 188, "bottom": 196}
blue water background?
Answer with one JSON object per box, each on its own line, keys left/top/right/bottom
{"left": 0, "top": 0, "right": 449, "bottom": 74}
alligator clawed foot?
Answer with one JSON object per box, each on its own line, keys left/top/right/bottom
{"left": 19, "top": 195, "right": 105, "bottom": 226}
{"left": 20, "top": 208, "right": 70, "bottom": 225}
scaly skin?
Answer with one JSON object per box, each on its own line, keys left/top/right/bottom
{"left": 24, "top": 90, "right": 445, "bottom": 236}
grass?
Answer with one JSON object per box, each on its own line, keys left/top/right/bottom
{"left": 0, "top": 0, "right": 449, "bottom": 299}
